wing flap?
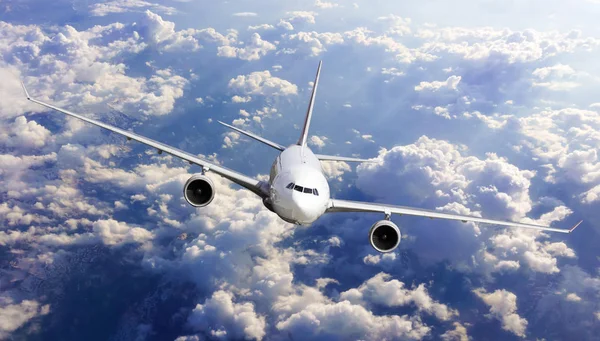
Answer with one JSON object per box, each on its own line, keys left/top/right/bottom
{"left": 22, "top": 83, "right": 267, "bottom": 198}
{"left": 327, "top": 198, "right": 579, "bottom": 233}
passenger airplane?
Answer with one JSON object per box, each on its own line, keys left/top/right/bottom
{"left": 21, "top": 61, "right": 581, "bottom": 253}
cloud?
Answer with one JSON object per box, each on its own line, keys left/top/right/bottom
{"left": 309, "top": 135, "right": 327, "bottom": 149}
{"left": 0, "top": 14, "right": 191, "bottom": 119}
{"left": 90, "top": 0, "right": 177, "bottom": 17}
{"left": 248, "top": 24, "right": 274, "bottom": 31}
{"left": 315, "top": 0, "right": 339, "bottom": 9}
{"left": 93, "top": 219, "right": 154, "bottom": 246}
{"left": 187, "top": 290, "right": 266, "bottom": 341}
{"left": 228, "top": 70, "right": 298, "bottom": 96}
{"left": 377, "top": 15, "right": 412, "bottom": 36}
{"left": 340, "top": 273, "right": 457, "bottom": 321}
{"left": 0, "top": 116, "right": 51, "bottom": 149}
{"left": 0, "top": 298, "right": 50, "bottom": 339}
{"left": 138, "top": 10, "right": 201, "bottom": 51}
{"left": 232, "top": 12, "right": 257, "bottom": 17}
{"left": 354, "top": 135, "right": 574, "bottom": 274}
{"left": 415, "top": 75, "right": 462, "bottom": 91}
{"left": 320, "top": 161, "right": 351, "bottom": 181}
{"left": 276, "top": 300, "right": 431, "bottom": 340}
{"left": 473, "top": 289, "right": 528, "bottom": 337}
{"left": 217, "top": 33, "right": 276, "bottom": 61}
{"left": 440, "top": 322, "right": 469, "bottom": 341}
{"left": 286, "top": 11, "right": 318, "bottom": 25}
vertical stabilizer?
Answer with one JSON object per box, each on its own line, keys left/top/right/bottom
{"left": 298, "top": 61, "right": 322, "bottom": 156}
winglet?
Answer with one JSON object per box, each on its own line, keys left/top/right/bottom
{"left": 21, "top": 81, "right": 31, "bottom": 100}
{"left": 569, "top": 220, "right": 583, "bottom": 233}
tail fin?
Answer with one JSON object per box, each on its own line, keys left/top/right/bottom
{"left": 298, "top": 60, "right": 322, "bottom": 156}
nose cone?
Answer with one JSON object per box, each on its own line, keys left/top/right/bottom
{"left": 291, "top": 192, "right": 322, "bottom": 224}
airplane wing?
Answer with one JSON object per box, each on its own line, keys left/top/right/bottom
{"left": 21, "top": 82, "right": 268, "bottom": 198}
{"left": 327, "top": 198, "right": 582, "bottom": 233}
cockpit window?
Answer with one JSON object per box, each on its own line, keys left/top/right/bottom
{"left": 313, "top": 188, "right": 319, "bottom": 196}
{"left": 303, "top": 187, "right": 313, "bottom": 194}
{"left": 294, "top": 185, "right": 304, "bottom": 192}
{"left": 286, "top": 183, "right": 294, "bottom": 189}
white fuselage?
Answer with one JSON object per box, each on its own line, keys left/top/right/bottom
{"left": 267, "top": 145, "right": 330, "bottom": 225}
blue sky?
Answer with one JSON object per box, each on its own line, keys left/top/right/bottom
{"left": 1, "top": 0, "right": 600, "bottom": 340}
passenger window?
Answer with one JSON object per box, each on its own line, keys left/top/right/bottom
{"left": 294, "top": 185, "right": 304, "bottom": 192}
{"left": 303, "top": 187, "right": 313, "bottom": 194}
{"left": 286, "top": 183, "right": 294, "bottom": 189}
{"left": 313, "top": 188, "right": 319, "bottom": 196}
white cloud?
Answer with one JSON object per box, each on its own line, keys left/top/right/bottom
{"left": 315, "top": 0, "right": 339, "bottom": 8}
{"left": 286, "top": 31, "right": 344, "bottom": 56}
{"left": 309, "top": 135, "right": 328, "bottom": 149}
{"left": 139, "top": 10, "right": 201, "bottom": 51}
{"left": 320, "top": 161, "right": 351, "bottom": 181}
{"left": 232, "top": 12, "right": 257, "bottom": 17}
{"left": 93, "top": 219, "right": 154, "bottom": 246}
{"left": 187, "top": 290, "right": 266, "bottom": 341}
{"left": 228, "top": 71, "right": 298, "bottom": 96}
{"left": 0, "top": 298, "right": 50, "bottom": 339}
{"left": 248, "top": 24, "right": 274, "bottom": 31}
{"left": 440, "top": 322, "right": 469, "bottom": 341}
{"left": 231, "top": 95, "right": 251, "bottom": 103}
{"left": 474, "top": 289, "right": 528, "bottom": 337}
{"left": 90, "top": 0, "right": 177, "bottom": 17}
{"left": 415, "top": 75, "right": 462, "bottom": 91}
{"left": 566, "top": 293, "right": 582, "bottom": 302}
{"left": 276, "top": 300, "right": 431, "bottom": 340}
{"left": 286, "top": 11, "right": 318, "bottom": 25}
{"left": 340, "top": 273, "right": 457, "bottom": 321}
{"left": 378, "top": 15, "right": 412, "bottom": 36}
{"left": 217, "top": 33, "right": 276, "bottom": 61}
{"left": 0, "top": 116, "right": 51, "bottom": 149}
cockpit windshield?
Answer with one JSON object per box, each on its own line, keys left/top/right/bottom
{"left": 287, "top": 183, "right": 319, "bottom": 196}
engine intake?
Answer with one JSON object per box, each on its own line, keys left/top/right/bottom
{"left": 183, "top": 174, "right": 215, "bottom": 207}
{"left": 369, "top": 220, "right": 401, "bottom": 253}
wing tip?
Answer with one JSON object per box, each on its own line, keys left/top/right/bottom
{"left": 569, "top": 220, "right": 583, "bottom": 233}
{"left": 21, "top": 81, "right": 31, "bottom": 100}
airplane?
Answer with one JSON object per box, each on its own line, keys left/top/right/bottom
{"left": 21, "top": 61, "right": 582, "bottom": 253}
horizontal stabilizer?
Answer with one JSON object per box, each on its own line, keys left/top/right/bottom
{"left": 315, "top": 154, "right": 376, "bottom": 163}
{"left": 217, "top": 121, "right": 285, "bottom": 151}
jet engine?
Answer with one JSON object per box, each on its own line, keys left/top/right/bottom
{"left": 183, "top": 174, "right": 215, "bottom": 207}
{"left": 369, "top": 220, "right": 401, "bottom": 253}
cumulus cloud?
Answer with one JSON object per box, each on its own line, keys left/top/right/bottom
{"left": 440, "top": 322, "right": 469, "bottom": 341}
{"left": 90, "top": 0, "right": 177, "bottom": 17}
{"left": 138, "top": 10, "right": 201, "bottom": 51}
{"left": 474, "top": 289, "right": 528, "bottom": 337}
{"left": 0, "top": 298, "right": 50, "bottom": 339}
{"left": 415, "top": 75, "right": 462, "bottom": 91}
{"left": 187, "top": 290, "right": 266, "bottom": 341}
{"left": 277, "top": 299, "right": 431, "bottom": 340}
{"left": 93, "top": 219, "right": 154, "bottom": 246}
{"left": 217, "top": 33, "right": 276, "bottom": 61}
{"left": 0, "top": 13, "right": 190, "bottom": 119}
{"left": 0, "top": 116, "right": 51, "bottom": 149}
{"left": 309, "top": 135, "right": 328, "bottom": 149}
{"left": 354, "top": 136, "right": 574, "bottom": 273}
{"left": 321, "top": 161, "right": 351, "bottom": 181}
{"left": 228, "top": 71, "right": 298, "bottom": 97}
{"left": 340, "top": 273, "right": 457, "bottom": 321}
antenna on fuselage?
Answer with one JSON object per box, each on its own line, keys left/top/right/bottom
{"left": 298, "top": 60, "right": 322, "bottom": 159}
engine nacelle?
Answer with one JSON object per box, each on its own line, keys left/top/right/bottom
{"left": 183, "top": 174, "right": 215, "bottom": 207}
{"left": 369, "top": 220, "right": 401, "bottom": 253}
